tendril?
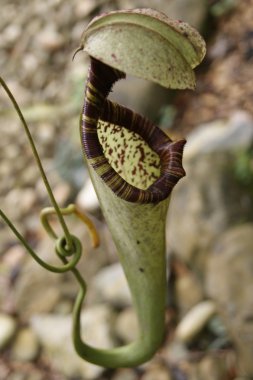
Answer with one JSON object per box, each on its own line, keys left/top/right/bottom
{"left": 0, "top": 209, "right": 79, "bottom": 273}
{"left": 40, "top": 203, "right": 99, "bottom": 248}
{"left": 0, "top": 204, "right": 99, "bottom": 274}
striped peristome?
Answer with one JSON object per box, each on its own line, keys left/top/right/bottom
{"left": 81, "top": 57, "right": 186, "bottom": 203}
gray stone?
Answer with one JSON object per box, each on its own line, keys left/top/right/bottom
{"left": 12, "top": 327, "right": 40, "bottom": 361}
{"left": 0, "top": 313, "right": 17, "bottom": 349}
{"left": 167, "top": 112, "right": 253, "bottom": 277}
{"left": 31, "top": 304, "right": 115, "bottom": 379}
{"left": 206, "top": 224, "right": 253, "bottom": 376}
{"left": 90, "top": 262, "right": 132, "bottom": 307}
{"left": 115, "top": 307, "right": 139, "bottom": 343}
{"left": 175, "top": 301, "right": 216, "bottom": 343}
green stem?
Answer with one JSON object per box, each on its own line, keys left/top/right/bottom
{"left": 0, "top": 77, "right": 73, "bottom": 251}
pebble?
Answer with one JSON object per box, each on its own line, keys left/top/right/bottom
{"left": 90, "top": 262, "right": 132, "bottom": 308}
{"left": 141, "top": 365, "right": 172, "bottom": 380}
{"left": 52, "top": 181, "right": 71, "bottom": 205}
{"left": 175, "top": 300, "right": 217, "bottom": 344}
{"left": 19, "top": 187, "right": 36, "bottom": 214}
{"left": 111, "top": 368, "right": 139, "bottom": 380}
{"left": 12, "top": 327, "right": 40, "bottom": 361}
{"left": 0, "top": 313, "right": 17, "bottom": 349}
{"left": 3, "top": 24, "right": 22, "bottom": 44}
{"left": 115, "top": 307, "right": 139, "bottom": 343}
{"left": 36, "top": 26, "right": 64, "bottom": 51}
{"left": 75, "top": 0, "right": 97, "bottom": 18}
{"left": 2, "top": 244, "right": 26, "bottom": 268}
{"left": 36, "top": 122, "right": 54, "bottom": 144}
{"left": 22, "top": 53, "right": 39, "bottom": 74}
{"left": 76, "top": 178, "right": 99, "bottom": 212}
{"left": 175, "top": 272, "right": 204, "bottom": 316}
{"left": 197, "top": 355, "right": 227, "bottom": 380}
{"left": 164, "top": 341, "right": 189, "bottom": 364}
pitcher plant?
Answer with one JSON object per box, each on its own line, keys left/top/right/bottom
{"left": 0, "top": 8, "right": 206, "bottom": 368}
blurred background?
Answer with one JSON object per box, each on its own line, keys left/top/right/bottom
{"left": 0, "top": 0, "right": 253, "bottom": 379}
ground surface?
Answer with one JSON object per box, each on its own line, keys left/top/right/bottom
{"left": 0, "top": 1, "right": 252, "bottom": 379}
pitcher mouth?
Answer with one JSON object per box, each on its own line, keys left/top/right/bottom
{"left": 81, "top": 57, "right": 186, "bottom": 204}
